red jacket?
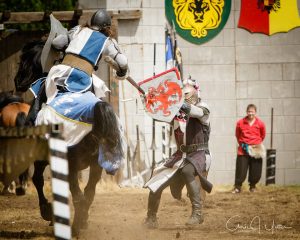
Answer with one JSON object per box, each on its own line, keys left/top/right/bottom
{"left": 236, "top": 117, "right": 266, "bottom": 155}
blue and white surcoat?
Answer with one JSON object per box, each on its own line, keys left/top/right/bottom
{"left": 65, "top": 27, "right": 108, "bottom": 66}
{"left": 45, "top": 27, "right": 108, "bottom": 103}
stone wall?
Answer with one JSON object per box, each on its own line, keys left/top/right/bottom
{"left": 79, "top": 0, "right": 300, "bottom": 185}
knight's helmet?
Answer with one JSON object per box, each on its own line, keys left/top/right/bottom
{"left": 91, "top": 9, "right": 112, "bottom": 31}
{"left": 182, "top": 75, "right": 200, "bottom": 105}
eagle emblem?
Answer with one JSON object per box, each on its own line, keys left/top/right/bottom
{"left": 257, "top": 0, "right": 281, "bottom": 13}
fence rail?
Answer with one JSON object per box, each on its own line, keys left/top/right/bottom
{"left": 0, "top": 124, "right": 71, "bottom": 240}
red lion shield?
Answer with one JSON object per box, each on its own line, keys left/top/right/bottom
{"left": 139, "top": 68, "right": 183, "bottom": 122}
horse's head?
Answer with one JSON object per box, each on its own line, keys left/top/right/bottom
{"left": 92, "top": 101, "right": 124, "bottom": 158}
{"left": 0, "top": 90, "right": 24, "bottom": 109}
{"left": 0, "top": 91, "right": 13, "bottom": 107}
{"left": 14, "top": 40, "right": 45, "bottom": 92}
{"left": 0, "top": 91, "right": 10, "bottom": 110}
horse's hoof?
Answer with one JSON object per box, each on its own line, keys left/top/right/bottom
{"left": 15, "top": 187, "right": 26, "bottom": 196}
{"left": 40, "top": 202, "right": 53, "bottom": 221}
{"left": 0, "top": 188, "right": 14, "bottom": 196}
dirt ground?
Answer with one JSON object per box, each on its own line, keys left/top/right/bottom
{"left": 0, "top": 181, "right": 299, "bottom": 240}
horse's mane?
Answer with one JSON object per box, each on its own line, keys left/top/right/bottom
{"left": 14, "top": 40, "right": 45, "bottom": 92}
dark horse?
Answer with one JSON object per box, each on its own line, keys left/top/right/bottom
{"left": 14, "top": 40, "right": 123, "bottom": 236}
{"left": 0, "top": 90, "right": 30, "bottom": 195}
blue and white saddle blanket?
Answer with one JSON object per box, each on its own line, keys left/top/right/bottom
{"left": 50, "top": 91, "right": 97, "bottom": 124}
{"left": 36, "top": 91, "right": 99, "bottom": 145}
{"left": 35, "top": 91, "right": 123, "bottom": 174}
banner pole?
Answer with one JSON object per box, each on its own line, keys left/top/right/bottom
{"left": 150, "top": 43, "right": 157, "bottom": 178}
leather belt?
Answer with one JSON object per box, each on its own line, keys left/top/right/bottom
{"left": 179, "top": 143, "right": 208, "bottom": 153}
{"left": 62, "top": 54, "right": 94, "bottom": 76}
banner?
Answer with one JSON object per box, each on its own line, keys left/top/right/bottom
{"left": 165, "top": 0, "right": 231, "bottom": 45}
{"left": 165, "top": 30, "right": 174, "bottom": 69}
{"left": 165, "top": 23, "right": 183, "bottom": 77}
{"left": 238, "top": 0, "right": 300, "bottom": 35}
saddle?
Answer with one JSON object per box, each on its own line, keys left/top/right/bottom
{"left": 26, "top": 82, "right": 47, "bottom": 126}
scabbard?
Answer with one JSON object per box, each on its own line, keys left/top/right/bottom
{"left": 199, "top": 173, "right": 213, "bottom": 193}
{"left": 185, "top": 156, "right": 213, "bottom": 193}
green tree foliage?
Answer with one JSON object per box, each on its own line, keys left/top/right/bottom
{"left": 0, "top": 0, "right": 77, "bottom": 31}
{"left": 0, "top": 0, "right": 76, "bottom": 11}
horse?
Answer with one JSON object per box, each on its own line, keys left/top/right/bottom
{"left": 13, "top": 40, "right": 124, "bottom": 236}
{"left": 0, "top": 90, "right": 30, "bottom": 195}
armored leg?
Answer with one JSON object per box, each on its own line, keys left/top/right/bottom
{"left": 144, "top": 190, "right": 162, "bottom": 229}
{"left": 185, "top": 179, "right": 204, "bottom": 225}
{"left": 181, "top": 163, "right": 204, "bottom": 225}
{"left": 144, "top": 171, "right": 181, "bottom": 228}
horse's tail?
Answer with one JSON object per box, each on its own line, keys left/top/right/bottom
{"left": 93, "top": 101, "right": 124, "bottom": 157}
{"left": 15, "top": 112, "right": 27, "bottom": 126}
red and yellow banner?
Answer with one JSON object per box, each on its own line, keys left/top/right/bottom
{"left": 238, "top": 0, "right": 300, "bottom": 35}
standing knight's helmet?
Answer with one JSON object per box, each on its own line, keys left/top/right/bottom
{"left": 183, "top": 75, "right": 200, "bottom": 105}
{"left": 91, "top": 9, "right": 111, "bottom": 31}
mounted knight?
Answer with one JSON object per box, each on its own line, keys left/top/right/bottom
{"left": 12, "top": 9, "right": 128, "bottom": 236}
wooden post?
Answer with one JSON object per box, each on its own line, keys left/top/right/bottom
{"left": 266, "top": 108, "right": 276, "bottom": 185}
{"left": 49, "top": 124, "right": 71, "bottom": 240}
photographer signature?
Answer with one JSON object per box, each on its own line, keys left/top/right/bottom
{"left": 226, "top": 215, "right": 293, "bottom": 234}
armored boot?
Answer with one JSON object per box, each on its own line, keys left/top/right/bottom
{"left": 186, "top": 180, "right": 204, "bottom": 225}
{"left": 144, "top": 192, "right": 161, "bottom": 229}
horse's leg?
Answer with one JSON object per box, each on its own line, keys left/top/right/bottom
{"left": 15, "top": 169, "right": 29, "bottom": 196}
{"left": 0, "top": 184, "right": 13, "bottom": 195}
{"left": 15, "top": 110, "right": 29, "bottom": 196}
{"left": 32, "top": 161, "right": 52, "bottom": 221}
{"left": 69, "top": 169, "right": 86, "bottom": 236}
{"left": 82, "top": 164, "right": 103, "bottom": 228}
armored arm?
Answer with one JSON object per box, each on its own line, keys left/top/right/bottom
{"left": 51, "top": 26, "right": 79, "bottom": 51}
{"left": 180, "top": 101, "right": 191, "bottom": 114}
{"left": 51, "top": 34, "right": 68, "bottom": 50}
{"left": 102, "top": 38, "right": 128, "bottom": 79}
{"left": 188, "top": 102, "right": 210, "bottom": 125}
